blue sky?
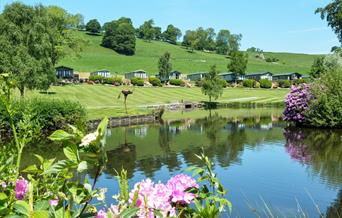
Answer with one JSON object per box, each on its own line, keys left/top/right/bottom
{"left": 0, "top": 0, "right": 339, "bottom": 54}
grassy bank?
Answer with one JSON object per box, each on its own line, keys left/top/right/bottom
{"left": 60, "top": 32, "right": 319, "bottom": 75}
{"left": 21, "top": 85, "right": 288, "bottom": 120}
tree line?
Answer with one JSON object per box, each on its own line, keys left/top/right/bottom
{"left": 84, "top": 18, "right": 244, "bottom": 58}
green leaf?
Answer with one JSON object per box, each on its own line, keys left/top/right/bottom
{"left": 34, "top": 200, "right": 49, "bottom": 211}
{"left": 63, "top": 145, "right": 78, "bottom": 163}
{"left": 33, "top": 154, "right": 44, "bottom": 164}
{"left": 49, "top": 130, "right": 73, "bottom": 141}
{"left": 96, "top": 117, "right": 109, "bottom": 139}
{"left": 43, "top": 160, "right": 72, "bottom": 174}
{"left": 13, "top": 201, "right": 29, "bottom": 217}
{"left": 33, "top": 210, "right": 49, "bottom": 218}
{"left": 0, "top": 193, "right": 8, "bottom": 202}
{"left": 22, "top": 165, "right": 39, "bottom": 173}
{"left": 77, "top": 161, "right": 88, "bottom": 173}
{"left": 120, "top": 207, "right": 139, "bottom": 218}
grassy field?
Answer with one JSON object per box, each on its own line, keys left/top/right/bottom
{"left": 23, "top": 85, "right": 288, "bottom": 120}
{"left": 59, "top": 32, "right": 320, "bottom": 75}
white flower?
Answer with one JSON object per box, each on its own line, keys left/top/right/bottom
{"left": 96, "top": 188, "right": 107, "bottom": 201}
{"left": 80, "top": 131, "right": 98, "bottom": 147}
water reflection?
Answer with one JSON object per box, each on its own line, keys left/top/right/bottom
{"left": 284, "top": 127, "right": 342, "bottom": 187}
{"left": 102, "top": 113, "right": 285, "bottom": 179}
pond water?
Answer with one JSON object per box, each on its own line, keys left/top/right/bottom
{"left": 25, "top": 108, "right": 342, "bottom": 217}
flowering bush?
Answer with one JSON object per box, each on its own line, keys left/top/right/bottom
{"left": 96, "top": 154, "right": 232, "bottom": 218}
{"left": 283, "top": 84, "right": 312, "bottom": 124}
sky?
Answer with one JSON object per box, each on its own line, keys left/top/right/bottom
{"left": 0, "top": 0, "right": 339, "bottom": 54}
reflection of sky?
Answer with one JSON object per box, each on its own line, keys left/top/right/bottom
{"left": 91, "top": 143, "right": 338, "bottom": 217}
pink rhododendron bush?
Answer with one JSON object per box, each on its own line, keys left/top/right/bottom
{"left": 95, "top": 154, "right": 231, "bottom": 218}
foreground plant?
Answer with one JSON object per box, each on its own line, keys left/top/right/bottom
{"left": 96, "top": 153, "right": 232, "bottom": 218}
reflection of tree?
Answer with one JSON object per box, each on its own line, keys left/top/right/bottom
{"left": 195, "top": 114, "right": 227, "bottom": 145}
{"left": 159, "top": 124, "right": 171, "bottom": 152}
{"left": 103, "top": 127, "right": 137, "bottom": 179}
{"left": 326, "top": 189, "right": 342, "bottom": 218}
{"left": 284, "top": 127, "right": 342, "bottom": 186}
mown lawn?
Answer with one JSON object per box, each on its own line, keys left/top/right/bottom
{"left": 59, "top": 32, "right": 319, "bottom": 75}
{"left": 22, "top": 85, "right": 288, "bottom": 120}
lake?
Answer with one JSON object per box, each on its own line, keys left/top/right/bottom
{"left": 23, "top": 108, "right": 342, "bottom": 217}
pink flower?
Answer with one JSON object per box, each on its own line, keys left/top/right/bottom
{"left": 49, "top": 199, "right": 59, "bottom": 207}
{"left": 167, "top": 174, "right": 199, "bottom": 205}
{"left": 15, "top": 178, "right": 28, "bottom": 200}
{"left": 129, "top": 179, "right": 175, "bottom": 218}
{"left": 96, "top": 209, "right": 107, "bottom": 218}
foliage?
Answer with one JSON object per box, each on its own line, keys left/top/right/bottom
{"left": 227, "top": 51, "right": 248, "bottom": 74}
{"left": 130, "top": 77, "right": 145, "bottom": 86}
{"left": 201, "top": 65, "right": 224, "bottom": 103}
{"left": 0, "top": 98, "right": 87, "bottom": 134}
{"left": 162, "top": 24, "right": 182, "bottom": 44}
{"left": 136, "top": 19, "right": 159, "bottom": 41}
{"left": 169, "top": 79, "right": 185, "bottom": 86}
{"left": 243, "top": 79, "right": 255, "bottom": 88}
{"left": 0, "top": 3, "right": 85, "bottom": 96}
{"left": 305, "top": 69, "right": 342, "bottom": 128}
{"left": 265, "top": 57, "right": 280, "bottom": 63}
{"left": 316, "top": 0, "right": 342, "bottom": 44}
{"left": 292, "top": 78, "right": 306, "bottom": 85}
{"left": 247, "top": 47, "right": 263, "bottom": 53}
{"left": 310, "top": 56, "right": 326, "bottom": 78}
{"left": 283, "top": 84, "right": 312, "bottom": 124}
{"left": 220, "top": 79, "right": 228, "bottom": 88}
{"left": 278, "top": 80, "right": 291, "bottom": 88}
{"left": 259, "top": 79, "right": 272, "bottom": 89}
{"left": 158, "top": 52, "right": 172, "bottom": 81}
{"left": 310, "top": 54, "right": 342, "bottom": 78}
{"left": 102, "top": 17, "right": 136, "bottom": 55}
{"left": 195, "top": 80, "right": 204, "bottom": 87}
{"left": 148, "top": 77, "right": 162, "bottom": 87}
{"left": 85, "top": 19, "right": 101, "bottom": 34}
{"left": 89, "top": 75, "right": 104, "bottom": 82}
{"left": 97, "top": 153, "right": 231, "bottom": 218}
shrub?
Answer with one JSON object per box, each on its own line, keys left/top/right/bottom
{"left": 243, "top": 79, "right": 254, "bottom": 88}
{"left": 89, "top": 75, "right": 104, "bottom": 83}
{"left": 278, "top": 80, "right": 291, "bottom": 88}
{"left": 0, "top": 99, "right": 87, "bottom": 134}
{"left": 265, "top": 57, "right": 279, "bottom": 63}
{"left": 220, "top": 79, "right": 228, "bottom": 88}
{"left": 253, "top": 81, "right": 260, "bottom": 88}
{"left": 130, "top": 77, "right": 144, "bottom": 86}
{"left": 148, "top": 77, "right": 162, "bottom": 87}
{"left": 195, "top": 80, "right": 203, "bottom": 87}
{"left": 259, "top": 79, "right": 272, "bottom": 88}
{"left": 292, "top": 78, "right": 306, "bottom": 85}
{"left": 305, "top": 69, "right": 342, "bottom": 128}
{"left": 283, "top": 84, "right": 312, "bottom": 124}
{"left": 113, "top": 77, "right": 123, "bottom": 85}
{"left": 169, "top": 79, "right": 185, "bottom": 86}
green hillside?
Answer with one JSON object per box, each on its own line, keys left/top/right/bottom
{"left": 60, "top": 31, "right": 320, "bottom": 75}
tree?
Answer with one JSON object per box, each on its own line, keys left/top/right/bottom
{"left": 216, "top": 29, "right": 231, "bottom": 55}
{"left": 227, "top": 51, "right": 248, "bottom": 74}
{"left": 331, "top": 46, "right": 342, "bottom": 53}
{"left": 153, "top": 27, "right": 162, "bottom": 40}
{"left": 137, "top": 19, "right": 155, "bottom": 41}
{"left": 0, "top": 3, "right": 84, "bottom": 96}
{"left": 85, "top": 19, "right": 101, "bottom": 34}
{"left": 201, "top": 65, "right": 224, "bottom": 104}
{"left": 205, "top": 28, "right": 216, "bottom": 51}
{"left": 158, "top": 52, "right": 172, "bottom": 82}
{"left": 228, "top": 34, "right": 242, "bottom": 55}
{"left": 162, "top": 24, "right": 182, "bottom": 44}
{"left": 310, "top": 56, "right": 326, "bottom": 78}
{"left": 102, "top": 17, "right": 136, "bottom": 55}
{"left": 182, "top": 30, "right": 197, "bottom": 51}
{"left": 316, "top": 0, "right": 342, "bottom": 44}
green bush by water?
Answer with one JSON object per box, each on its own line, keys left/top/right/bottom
{"left": 0, "top": 98, "right": 87, "bottom": 134}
